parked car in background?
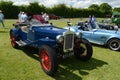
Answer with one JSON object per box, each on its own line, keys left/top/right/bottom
{"left": 10, "top": 19, "right": 93, "bottom": 76}
{"left": 65, "top": 22, "right": 120, "bottom": 51}
{"left": 49, "top": 14, "right": 61, "bottom": 19}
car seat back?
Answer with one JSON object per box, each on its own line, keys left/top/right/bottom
{"left": 33, "top": 15, "right": 46, "bottom": 24}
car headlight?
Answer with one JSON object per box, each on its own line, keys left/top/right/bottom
{"left": 76, "top": 32, "right": 82, "bottom": 38}
{"left": 56, "top": 35, "right": 64, "bottom": 43}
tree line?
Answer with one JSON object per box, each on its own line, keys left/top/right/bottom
{"left": 0, "top": 1, "right": 120, "bottom": 19}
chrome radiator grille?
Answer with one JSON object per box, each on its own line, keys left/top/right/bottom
{"left": 63, "top": 31, "right": 74, "bottom": 52}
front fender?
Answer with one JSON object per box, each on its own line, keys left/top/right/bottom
{"left": 10, "top": 28, "right": 18, "bottom": 39}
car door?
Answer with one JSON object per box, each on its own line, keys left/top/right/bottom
{"left": 90, "top": 29, "right": 108, "bottom": 45}
{"left": 27, "top": 28, "right": 35, "bottom": 41}
{"left": 82, "top": 29, "right": 107, "bottom": 45}
{"left": 82, "top": 30, "right": 93, "bottom": 42}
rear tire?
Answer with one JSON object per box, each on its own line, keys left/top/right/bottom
{"left": 107, "top": 38, "right": 120, "bottom": 51}
{"left": 39, "top": 45, "right": 58, "bottom": 76}
{"left": 74, "top": 38, "right": 93, "bottom": 61}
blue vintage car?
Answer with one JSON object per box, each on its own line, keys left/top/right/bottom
{"left": 65, "top": 22, "right": 120, "bottom": 51}
{"left": 10, "top": 19, "right": 93, "bottom": 76}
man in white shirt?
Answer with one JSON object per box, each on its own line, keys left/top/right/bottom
{"left": 19, "top": 12, "right": 28, "bottom": 23}
{"left": 18, "top": 11, "right": 22, "bottom": 22}
{"left": 42, "top": 13, "right": 49, "bottom": 23}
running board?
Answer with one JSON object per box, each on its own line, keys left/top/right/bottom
{"left": 16, "top": 40, "right": 27, "bottom": 46}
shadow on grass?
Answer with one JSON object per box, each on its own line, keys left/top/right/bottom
{"left": 20, "top": 46, "right": 39, "bottom": 61}
{"left": 53, "top": 57, "right": 108, "bottom": 80}
{"left": 0, "top": 30, "right": 9, "bottom": 33}
{"left": 20, "top": 46, "right": 108, "bottom": 80}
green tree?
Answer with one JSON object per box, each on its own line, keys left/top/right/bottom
{"left": 0, "top": 1, "right": 19, "bottom": 19}
{"left": 88, "top": 4, "right": 102, "bottom": 17}
{"left": 18, "top": 5, "right": 28, "bottom": 13}
{"left": 99, "top": 3, "right": 112, "bottom": 16}
{"left": 0, "top": 1, "right": 114, "bottom": 18}
{"left": 52, "top": 4, "right": 69, "bottom": 17}
{"left": 113, "top": 7, "right": 120, "bottom": 12}
{"left": 88, "top": 4, "right": 99, "bottom": 11}
{"left": 27, "top": 2, "right": 46, "bottom": 14}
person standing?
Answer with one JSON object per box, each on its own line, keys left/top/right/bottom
{"left": 0, "top": 10, "right": 5, "bottom": 28}
{"left": 45, "top": 13, "right": 49, "bottom": 23}
{"left": 91, "top": 15, "right": 97, "bottom": 29}
{"left": 88, "top": 15, "right": 93, "bottom": 29}
{"left": 43, "top": 13, "right": 49, "bottom": 23}
{"left": 88, "top": 15, "right": 92, "bottom": 23}
{"left": 20, "top": 12, "right": 28, "bottom": 23}
{"left": 18, "top": 11, "right": 22, "bottom": 22}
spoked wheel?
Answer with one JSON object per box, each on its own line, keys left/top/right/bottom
{"left": 40, "top": 50, "right": 51, "bottom": 71}
{"left": 107, "top": 39, "right": 120, "bottom": 51}
{"left": 10, "top": 32, "right": 18, "bottom": 48}
{"left": 74, "top": 38, "right": 93, "bottom": 61}
{"left": 39, "top": 45, "right": 58, "bottom": 76}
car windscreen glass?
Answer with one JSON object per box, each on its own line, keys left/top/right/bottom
{"left": 30, "top": 19, "right": 42, "bottom": 26}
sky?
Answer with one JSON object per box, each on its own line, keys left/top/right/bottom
{"left": 4, "top": 0, "right": 120, "bottom": 8}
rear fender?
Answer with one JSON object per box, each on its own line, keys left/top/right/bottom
{"left": 106, "top": 37, "right": 120, "bottom": 46}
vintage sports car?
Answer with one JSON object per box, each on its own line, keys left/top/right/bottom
{"left": 10, "top": 19, "right": 93, "bottom": 76}
{"left": 65, "top": 22, "right": 120, "bottom": 51}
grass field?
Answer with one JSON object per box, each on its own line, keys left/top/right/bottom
{"left": 0, "top": 19, "right": 120, "bottom": 80}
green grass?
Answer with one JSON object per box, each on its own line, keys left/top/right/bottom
{"left": 0, "top": 19, "right": 120, "bottom": 80}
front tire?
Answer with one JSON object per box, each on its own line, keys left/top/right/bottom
{"left": 39, "top": 45, "right": 58, "bottom": 76}
{"left": 74, "top": 38, "right": 93, "bottom": 61}
{"left": 107, "top": 38, "right": 120, "bottom": 51}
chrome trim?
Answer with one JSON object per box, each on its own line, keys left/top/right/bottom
{"left": 76, "top": 32, "right": 82, "bottom": 38}
{"left": 63, "top": 31, "right": 74, "bottom": 52}
{"left": 56, "top": 35, "right": 64, "bottom": 43}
